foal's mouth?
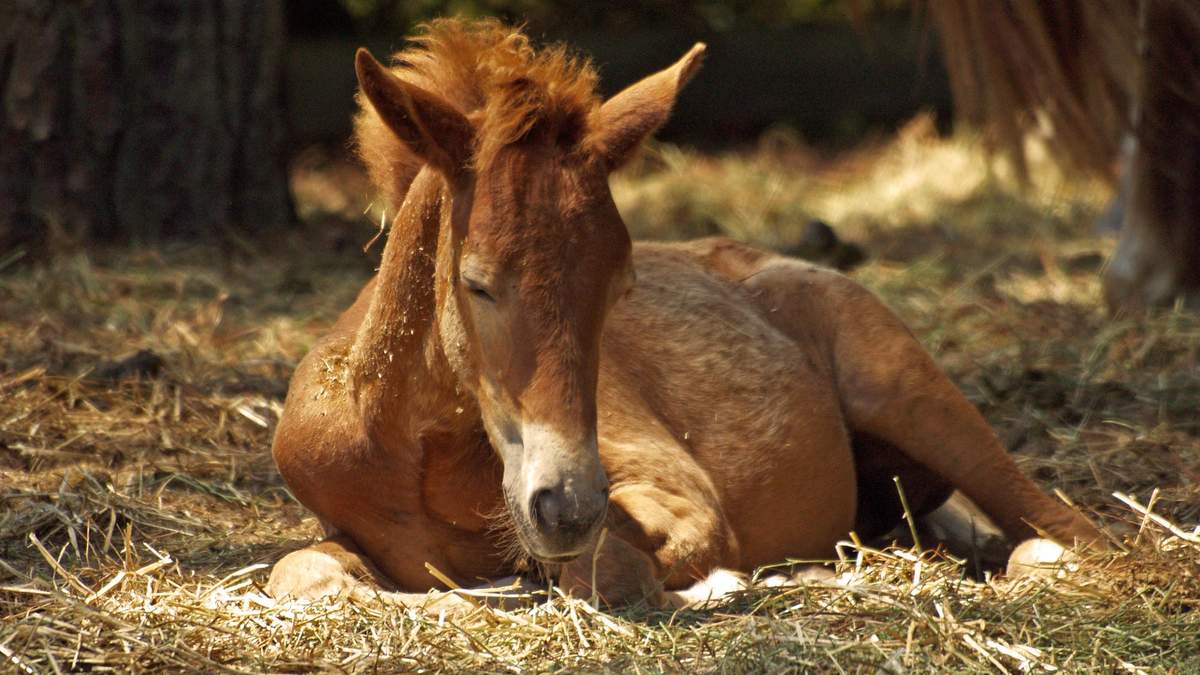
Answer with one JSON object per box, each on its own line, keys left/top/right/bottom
{"left": 501, "top": 491, "right": 605, "bottom": 565}
{"left": 534, "top": 551, "right": 583, "bottom": 564}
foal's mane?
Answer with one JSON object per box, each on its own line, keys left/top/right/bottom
{"left": 354, "top": 18, "right": 601, "bottom": 209}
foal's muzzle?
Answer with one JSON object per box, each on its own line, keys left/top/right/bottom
{"left": 526, "top": 480, "right": 609, "bottom": 561}
{"left": 504, "top": 422, "right": 610, "bottom": 562}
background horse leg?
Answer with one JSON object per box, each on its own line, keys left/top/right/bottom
{"left": 918, "top": 492, "right": 1010, "bottom": 573}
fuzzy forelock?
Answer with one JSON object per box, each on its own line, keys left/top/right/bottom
{"left": 353, "top": 18, "right": 601, "bottom": 209}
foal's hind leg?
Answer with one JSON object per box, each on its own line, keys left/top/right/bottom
{"left": 851, "top": 431, "right": 955, "bottom": 540}
{"left": 745, "top": 262, "right": 1106, "bottom": 550}
{"left": 853, "top": 434, "right": 1010, "bottom": 573}
{"left": 827, "top": 281, "right": 1105, "bottom": 548}
{"left": 556, "top": 530, "right": 668, "bottom": 607}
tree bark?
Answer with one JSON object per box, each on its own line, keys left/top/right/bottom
{"left": 0, "top": 0, "right": 290, "bottom": 251}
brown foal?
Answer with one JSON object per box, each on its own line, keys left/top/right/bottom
{"left": 266, "top": 18, "right": 1105, "bottom": 610}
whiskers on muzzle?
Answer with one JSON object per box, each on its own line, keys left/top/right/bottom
{"left": 481, "top": 499, "right": 534, "bottom": 571}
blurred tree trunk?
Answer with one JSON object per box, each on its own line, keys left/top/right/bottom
{"left": 0, "top": 0, "right": 290, "bottom": 253}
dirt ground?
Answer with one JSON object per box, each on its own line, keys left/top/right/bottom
{"left": 2, "top": 124, "right": 1198, "bottom": 672}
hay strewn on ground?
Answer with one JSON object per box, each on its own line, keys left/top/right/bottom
{"left": 2, "top": 126, "right": 1198, "bottom": 672}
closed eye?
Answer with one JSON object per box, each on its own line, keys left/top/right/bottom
{"left": 463, "top": 277, "right": 496, "bottom": 303}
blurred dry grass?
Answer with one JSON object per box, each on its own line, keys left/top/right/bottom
{"left": 2, "top": 121, "right": 1198, "bottom": 672}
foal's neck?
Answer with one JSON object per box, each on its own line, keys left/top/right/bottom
{"left": 349, "top": 168, "right": 470, "bottom": 445}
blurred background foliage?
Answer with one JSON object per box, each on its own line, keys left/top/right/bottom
{"left": 284, "top": 0, "right": 945, "bottom": 148}
{"left": 309, "top": 0, "right": 905, "bottom": 36}
{"left": 0, "top": 0, "right": 944, "bottom": 253}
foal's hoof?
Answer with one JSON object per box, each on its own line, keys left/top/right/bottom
{"left": 1005, "top": 538, "right": 1078, "bottom": 580}
{"left": 666, "top": 568, "right": 749, "bottom": 608}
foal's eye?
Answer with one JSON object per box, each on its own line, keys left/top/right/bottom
{"left": 463, "top": 277, "right": 496, "bottom": 303}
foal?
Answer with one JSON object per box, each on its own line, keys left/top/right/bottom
{"left": 267, "top": 19, "right": 1105, "bottom": 609}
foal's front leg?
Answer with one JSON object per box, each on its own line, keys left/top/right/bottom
{"left": 268, "top": 534, "right": 539, "bottom": 612}
{"left": 267, "top": 534, "right": 467, "bottom": 611}
{"left": 556, "top": 532, "right": 667, "bottom": 607}
{"left": 556, "top": 479, "right": 740, "bottom": 608}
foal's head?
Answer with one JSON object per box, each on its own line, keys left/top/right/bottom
{"left": 355, "top": 22, "right": 704, "bottom": 562}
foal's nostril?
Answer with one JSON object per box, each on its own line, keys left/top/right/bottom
{"left": 530, "top": 488, "right": 561, "bottom": 532}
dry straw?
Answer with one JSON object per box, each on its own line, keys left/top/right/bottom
{"left": 3, "top": 132, "right": 1199, "bottom": 671}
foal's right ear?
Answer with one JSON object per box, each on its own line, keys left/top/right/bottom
{"left": 588, "top": 43, "right": 706, "bottom": 171}
{"left": 355, "top": 48, "right": 473, "bottom": 176}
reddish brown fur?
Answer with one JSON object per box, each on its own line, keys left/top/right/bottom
{"left": 354, "top": 19, "right": 600, "bottom": 210}
{"left": 268, "top": 19, "right": 1105, "bottom": 609}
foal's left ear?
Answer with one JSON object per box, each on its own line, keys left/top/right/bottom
{"left": 589, "top": 43, "right": 707, "bottom": 171}
{"left": 355, "top": 48, "right": 473, "bottom": 177}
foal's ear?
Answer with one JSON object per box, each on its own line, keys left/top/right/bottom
{"left": 589, "top": 43, "right": 706, "bottom": 171}
{"left": 355, "top": 48, "right": 473, "bottom": 176}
